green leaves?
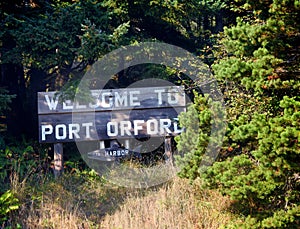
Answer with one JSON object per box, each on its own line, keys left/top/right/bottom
{"left": 175, "top": 92, "right": 226, "bottom": 180}
{"left": 0, "top": 190, "right": 19, "bottom": 223}
{"left": 213, "top": 7, "right": 299, "bottom": 98}
{"left": 1, "top": 0, "right": 129, "bottom": 71}
{"left": 0, "top": 88, "right": 16, "bottom": 116}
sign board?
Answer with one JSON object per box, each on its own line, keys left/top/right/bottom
{"left": 38, "top": 86, "right": 186, "bottom": 143}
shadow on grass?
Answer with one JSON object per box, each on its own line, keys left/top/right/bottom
{"left": 15, "top": 170, "right": 167, "bottom": 228}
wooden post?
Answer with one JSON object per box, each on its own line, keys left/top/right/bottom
{"left": 99, "top": 141, "right": 105, "bottom": 149}
{"left": 124, "top": 139, "right": 130, "bottom": 149}
{"left": 164, "top": 136, "right": 172, "bottom": 164}
{"left": 54, "top": 143, "right": 63, "bottom": 178}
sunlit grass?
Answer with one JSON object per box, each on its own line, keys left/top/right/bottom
{"left": 7, "top": 170, "right": 241, "bottom": 229}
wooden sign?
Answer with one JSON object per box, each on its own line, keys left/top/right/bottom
{"left": 38, "top": 86, "right": 186, "bottom": 143}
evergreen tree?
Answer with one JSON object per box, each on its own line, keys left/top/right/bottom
{"left": 177, "top": 0, "right": 300, "bottom": 227}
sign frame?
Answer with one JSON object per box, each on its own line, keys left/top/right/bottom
{"left": 38, "top": 86, "right": 186, "bottom": 143}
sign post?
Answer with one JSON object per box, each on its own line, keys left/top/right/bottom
{"left": 164, "top": 137, "right": 172, "bottom": 164}
{"left": 53, "top": 143, "right": 63, "bottom": 177}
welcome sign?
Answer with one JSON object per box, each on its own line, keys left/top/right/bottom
{"left": 38, "top": 86, "right": 186, "bottom": 143}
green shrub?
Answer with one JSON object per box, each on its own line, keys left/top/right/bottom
{"left": 0, "top": 190, "right": 19, "bottom": 225}
{"left": 175, "top": 92, "right": 226, "bottom": 180}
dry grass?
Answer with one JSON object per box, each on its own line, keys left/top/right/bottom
{"left": 101, "top": 177, "right": 235, "bottom": 229}
{"left": 9, "top": 172, "right": 239, "bottom": 229}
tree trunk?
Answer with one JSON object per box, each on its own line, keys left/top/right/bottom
{"left": 214, "top": 11, "right": 224, "bottom": 33}
{"left": 1, "top": 62, "right": 27, "bottom": 138}
{"left": 26, "top": 68, "right": 47, "bottom": 139}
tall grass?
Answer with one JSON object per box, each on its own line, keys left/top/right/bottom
{"left": 7, "top": 170, "right": 239, "bottom": 229}
{"left": 101, "top": 178, "right": 235, "bottom": 229}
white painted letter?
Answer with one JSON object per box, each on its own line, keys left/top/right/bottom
{"left": 133, "top": 120, "right": 145, "bottom": 135}
{"left": 115, "top": 91, "right": 128, "bottom": 107}
{"left": 63, "top": 100, "right": 73, "bottom": 109}
{"left": 75, "top": 102, "right": 87, "bottom": 109}
{"left": 107, "top": 122, "right": 118, "bottom": 137}
{"left": 173, "top": 119, "right": 183, "bottom": 134}
{"left": 160, "top": 119, "right": 172, "bottom": 134}
{"left": 82, "top": 122, "right": 93, "bottom": 138}
{"left": 146, "top": 119, "right": 158, "bottom": 135}
{"left": 55, "top": 124, "right": 67, "bottom": 140}
{"left": 68, "top": 123, "right": 80, "bottom": 139}
{"left": 167, "top": 88, "right": 178, "bottom": 104}
{"left": 154, "top": 89, "right": 165, "bottom": 105}
{"left": 129, "top": 91, "right": 140, "bottom": 106}
{"left": 89, "top": 92, "right": 100, "bottom": 109}
{"left": 120, "top": 121, "right": 132, "bottom": 136}
{"left": 45, "top": 95, "right": 58, "bottom": 110}
{"left": 41, "top": 124, "right": 53, "bottom": 141}
{"left": 101, "top": 92, "right": 112, "bottom": 108}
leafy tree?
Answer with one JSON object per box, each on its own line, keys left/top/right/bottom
{"left": 0, "top": 88, "right": 15, "bottom": 116}
{"left": 0, "top": 88, "right": 15, "bottom": 148}
{"left": 1, "top": 0, "right": 239, "bottom": 139}
{"left": 0, "top": 0, "right": 129, "bottom": 138}
{"left": 104, "top": 0, "right": 235, "bottom": 52}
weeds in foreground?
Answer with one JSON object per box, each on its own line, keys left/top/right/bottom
{"left": 0, "top": 141, "right": 241, "bottom": 228}
{"left": 6, "top": 171, "right": 240, "bottom": 229}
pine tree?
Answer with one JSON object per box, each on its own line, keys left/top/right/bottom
{"left": 177, "top": 0, "right": 300, "bottom": 227}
